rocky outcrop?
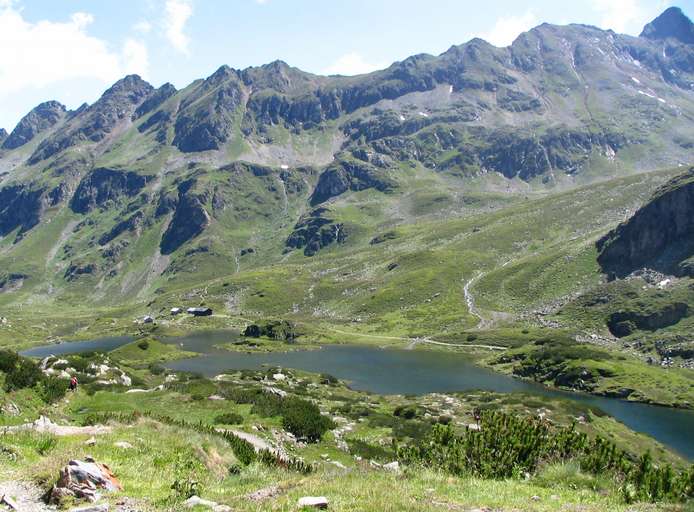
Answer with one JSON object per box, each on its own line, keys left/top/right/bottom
{"left": 0, "top": 128, "right": 7, "bottom": 146}
{"left": 285, "top": 207, "right": 346, "bottom": 256}
{"left": 133, "top": 82, "right": 177, "bottom": 119}
{"left": 311, "top": 160, "right": 395, "bottom": 205}
{"left": 70, "top": 168, "right": 153, "bottom": 214}
{"left": 640, "top": 7, "right": 694, "bottom": 44}
{"left": 0, "top": 272, "right": 28, "bottom": 292}
{"left": 597, "top": 167, "right": 694, "bottom": 278}
{"left": 48, "top": 457, "right": 122, "bottom": 505}
{"left": 608, "top": 303, "right": 690, "bottom": 337}
{"left": 2, "top": 101, "right": 66, "bottom": 150}
{"left": 98, "top": 210, "right": 145, "bottom": 245}
{"left": 64, "top": 262, "right": 97, "bottom": 281}
{"left": 0, "top": 183, "right": 46, "bottom": 236}
{"left": 30, "top": 75, "right": 153, "bottom": 163}
{"left": 160, "top": 179, "right": 211, "bottom": 254}
{"left": 173, "top": 66, "right": 245, "bottom": 152}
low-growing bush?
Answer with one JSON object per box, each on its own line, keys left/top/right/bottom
{"left": 148, "top": 363, "right": 165, "bottom": 375}
{"left": 4, "top": 358, "right": 43, "bottom": 392}
{"left": 396, "top": 411, "right": 694, "bottom": 504}
{"left": 214, "top": 412, "right": 244, "bottom": 425}
{"left": 281, "top": 398, "right": 335, "bottom": 442}
{"left": 137, "top": 340, "right": 150, "bottom": 350}
{"left": 320, "top": 373, "right": 338, "bottom": 385}
{"left": 38, "top": 377, "right": 68, "bottom": 404}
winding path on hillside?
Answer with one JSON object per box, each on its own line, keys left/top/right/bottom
{"left": 326, "top": 327, "right": 507, "bottom": 351}
{"left": 463, "top": 271, "right": 486, "bottom": 328}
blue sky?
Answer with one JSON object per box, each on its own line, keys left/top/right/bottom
{"left": 0, "top": 0, "right": 690, "bottom": 130}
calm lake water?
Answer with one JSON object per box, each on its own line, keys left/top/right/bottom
{"left": 21, "top": 330, "right": 694, "bottom": 460}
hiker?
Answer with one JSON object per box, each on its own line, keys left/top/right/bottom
{"left": 69, "top": 375, "right": 78, "bottom": 392}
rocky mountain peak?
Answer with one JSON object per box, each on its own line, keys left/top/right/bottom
{"left": 640, "top": 6, "right": 694, "bottom": 44}
{"left": 2, "top": 100, "right": 66, "bottom": 150}
{"left": 100, "top": 74, "right": 154, "bottom": 103}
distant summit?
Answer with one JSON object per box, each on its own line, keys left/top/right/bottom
{"left": 640, "top": 6, "right": 694, "bottom": 44}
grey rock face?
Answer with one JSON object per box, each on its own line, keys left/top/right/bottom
{"left": 3, "top": 100, "right": 66, "bottom": 150}
{"left": 160, "top": 179, "right": 210, "bottom": 254}
{"left": 30, "top": 75, "right": 153, "bottom": 163}
{"left": 597, "top": 167, "right": 694, "bottom": 278}
{"left": 311, "top": 160, "right": 396, "bottom": 205}
{"left": 285, "top": 207, "right": 346, "bottom": 256}
{"left": 640, "top": 7, "right": 694, "bottom": 44}
{"left": 70, "top": 168, "right": 153, "bottom": 214}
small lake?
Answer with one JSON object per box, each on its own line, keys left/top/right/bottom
{"left": 21, "top": 331, "right": 694, "bottom": 460}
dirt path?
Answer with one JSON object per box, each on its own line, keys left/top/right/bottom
{"left": 463, "top": 271, "right": 486, "bottom": 328}
{"left": 227, "top": 429, "right": 274, "bottom": 452}
{"left": 1, "top": 416, "right": 112, "bottom": 436}
{"left": 0, "top": 480, "right": 53, "bottom": 512}
{"left": 327, "top": 328, "right": 507, "bottom": 351}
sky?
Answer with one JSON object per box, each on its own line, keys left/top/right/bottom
{"left": 0, "top": 0, "right": 691, "bottom": 130}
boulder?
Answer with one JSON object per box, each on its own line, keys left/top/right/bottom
{"left": 183, "top": 495, "right": 231, "bottom": 511}
{"left": 49, "top": 458, "right": 122, "bottom": 505}
{"left": 297, "top": 496, "right": 329, "bottom": 509}
{"left": 69, "top": 505, "right": 110, "bottom": 512}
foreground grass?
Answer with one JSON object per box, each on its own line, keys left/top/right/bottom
{"left": 0, "top": 423, "right": 683, "bottom": 512}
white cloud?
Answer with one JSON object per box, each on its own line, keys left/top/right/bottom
{"left": 133, "top": 20, "right": 152, "bottom": 34}
{"left": 122, "top": 38, "right": 149, "bottom": 77}
{"left": 323, "top": 52, "right": 387, "bottom": 76}
{"left": 589, "top": 0, "right": 670, "bottom": 34}
{"left": 0, "top": 3, "right": 149, "bottom": 99}
{"left": 164, "top": 0, "right": 193, "bottom": 55}
{"left": 481, "top": 11, "right": 538, "bottom": 47}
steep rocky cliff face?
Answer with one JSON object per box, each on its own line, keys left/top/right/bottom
{"left": 70, "top": 168, "right": 153, "bottom": 214}
{"left": 2, "top": 101, "right": 66, "bottom": 150}
{"left": 311, "top": 159, "right": 396, "bottom": 205}
{"left": 0, "top": 184, "right": 46, "bottom": 236}
{"left": 597, "top": 167, "right": 694, "bottom": 277}
{"left": 160, "top": 179, "right": 211, "bottom": 255}
{"left": 285, "top": 207, "right": 346, "bottom": 256}
{"left": 641, "top": 6, "right": 694, "bottom": 44}
{"left": 30, "top": 75, "right": 153, "bottom": 163}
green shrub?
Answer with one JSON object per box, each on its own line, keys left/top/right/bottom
{"left": 347, "top": 438, "right": 395, "bottom": 462}
{"left": 214, "top": 412, "right": 244, "bottom": 425}
{"left": 35, "top": 434, "right": 58, "bottom": 455}
{"left": 0, "top": 350, "right": 19, "bottom": 373}
{"left": 394, "top": 406, "right": 417, "bottom": 419}
{"left": 281, "top": 398, "right": 335, "bottom": 442}
{"left": 170, "top": 477, "right": 201, "bottom": 499}
{"left": 148, "top": 363, "right": 165, "bottom": 375}
{"left": 396, "top": 411, "right": 694, "bottom": 504}
{"left": 137, "top": 340, "right": 150, "bottom": 350}
{"left": 38, "top": 377, "right": 68, "bottom": 404}
{"left": 320, "top": 373, "right": 338, "bottom": 385}
{"left": 4, "top": 359, "right": 43, "bottom": 392}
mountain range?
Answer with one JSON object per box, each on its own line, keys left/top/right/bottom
{"left": 0, "top": 6, "right": 692, "bottom": 326}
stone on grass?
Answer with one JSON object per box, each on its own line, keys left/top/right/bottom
{"left": 0, "top": 494, "right": 19, "bottom": 510}
{"left": 184, "top": 495, "right": 231, "bottom": 511}
{"left": 85, "top": 437, "right": 97, "bottom": 446}
{"left": 49, "top": 458, "right": 122, "bottom": 505}
{"left": 297, "top": 496, "right": 329, "bottom": 509}
{"left": 113, "top": 441, "right": 133, "bottom": 449}
{"left": 383, "top": 461, "right": 400, "bottom": 472}
{"left": 69, "top": 504, "right": 110, "bottom": 511}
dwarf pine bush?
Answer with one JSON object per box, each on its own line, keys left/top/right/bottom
{"left": 395, "top": 411, "right": 693, "bottom": 503}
